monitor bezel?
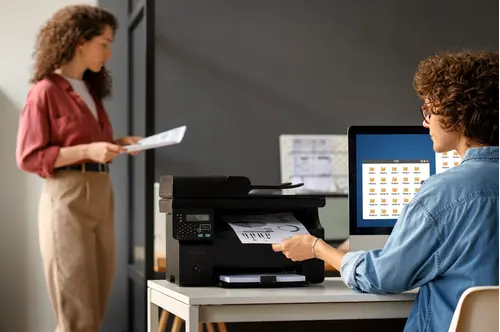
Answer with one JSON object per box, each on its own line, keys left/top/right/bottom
{"left": 348, "top": 125, "right": 430, "bottom": 235}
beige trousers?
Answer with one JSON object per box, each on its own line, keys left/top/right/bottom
{"left": 39, "top": 170, "right": 116, "bottom": 332}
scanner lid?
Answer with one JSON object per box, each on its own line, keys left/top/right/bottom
{"left": 159, "top": 175, "right": 304, "bottom": 198}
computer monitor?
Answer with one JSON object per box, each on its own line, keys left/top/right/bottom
{"left": 347, "top": 125, "right": 461, "bottom": 251}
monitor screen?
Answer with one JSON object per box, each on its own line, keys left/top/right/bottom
{"left": 348, "top": 126, "right": 461, "bottom": 233}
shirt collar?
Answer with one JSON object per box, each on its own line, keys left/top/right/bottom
{"left": 47, "top": 72, "right": 101, "bottom": 103}
{"left": 48, "top": 72, "right": 71, "bottom": 91}
{"left": 462, "top": 146, "right": 499, "bottom": 163}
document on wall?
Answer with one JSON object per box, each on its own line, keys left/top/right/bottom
{"left": 279, "top": 134, "right": 348, "bottom": 195}
{"left": 223, "top": 213, "right": 310, "bottom": 244}
{"left": 123, "top": 125, "right": 187, "bottom": 153}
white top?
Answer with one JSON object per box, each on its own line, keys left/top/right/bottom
{"left": 147, "top": 277, "right": 417, "bottom": 306}
{"left": 63, "top": 75, "right": 98, "bottom": 119}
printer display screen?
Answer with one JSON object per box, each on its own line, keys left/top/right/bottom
{"left": 186, "top": 214, "right": 210, "bottom": 222}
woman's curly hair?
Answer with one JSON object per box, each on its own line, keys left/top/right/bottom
{"left": 413, "top": 51, "right": 499, "bottom": 146}
{"left": 31, "top": 5, "right": 118, "bottom": 99}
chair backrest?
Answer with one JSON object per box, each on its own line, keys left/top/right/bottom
{"left": 449, "top": 286, "right": 499, "bottom": 332}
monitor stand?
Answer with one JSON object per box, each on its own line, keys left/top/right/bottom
{"left": 349, "top": 235, "right": 389, "bottom": 251}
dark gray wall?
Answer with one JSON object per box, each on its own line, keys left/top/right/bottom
{"left": 153, "top": 0, "right": 498, "bottom": 184}
{"left": 97, "top": 1, "right": 130, "bottom": 332}
{"left": 97, "top": 0, "right": 498, "bottom": 331}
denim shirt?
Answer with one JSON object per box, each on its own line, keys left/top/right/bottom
{"left": 341, "top": 146, "right": 499, "bottom": 332}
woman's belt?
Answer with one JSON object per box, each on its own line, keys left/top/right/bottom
{"left": 56, "top": 162, "right": 109, "bottom": 173}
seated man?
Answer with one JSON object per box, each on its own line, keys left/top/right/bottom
{"left": 273, "top": 50, "right": 499, "bottom": 332}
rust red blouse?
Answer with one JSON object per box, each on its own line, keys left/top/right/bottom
{"left": 16, "top": 73, "right": 114, "bottom": 178}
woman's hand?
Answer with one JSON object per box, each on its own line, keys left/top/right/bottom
{"left": 274, "top": 235, "right": 347, "bottom": 270}
{"left": 272, "top": 235, "right": 318, "bottom": 261}
{"left": 115, "top": 136, "right": 142, "bottom": 155}
{"left": 85, "top": 142, "right": 126, "bottom": 163}
{"left": 115, "top": 136, "right": 142, "bottom": 146}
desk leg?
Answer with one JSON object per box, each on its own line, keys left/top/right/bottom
{"left": 147, "top": 288, "right": 159, "bottom": 332}
{"left": 185, "top": 306, "right": 200, "bottom": 332}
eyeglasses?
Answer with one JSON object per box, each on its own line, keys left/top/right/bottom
{"left": 420, "top": 106, "right": 431, "bottom": 123}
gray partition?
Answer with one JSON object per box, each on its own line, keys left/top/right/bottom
{"left": 320, "top": 196, "right": 349, "bottom": 241}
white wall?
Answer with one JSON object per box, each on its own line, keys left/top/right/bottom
{"left": 0, "top": 1, "right": 95, "bottom": 331}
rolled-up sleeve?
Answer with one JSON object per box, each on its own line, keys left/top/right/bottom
{"left": 16, "top": 98, "right": 60, "bottom": 178}
{"left": 340, "top": 200, "right": 442, "bottom": 294}
{"left": 340, "top": 251, "right": 366, "bottom": 288}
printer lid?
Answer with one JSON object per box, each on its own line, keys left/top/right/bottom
{"left": 159, "top": 175, "right": 303, "bottom": 198}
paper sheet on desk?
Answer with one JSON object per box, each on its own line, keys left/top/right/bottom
{"left": 223, "top": 213, "right": 309, "bottom": 244}
{"left": 123, "top": 125, "right": 186, "bottom": 153}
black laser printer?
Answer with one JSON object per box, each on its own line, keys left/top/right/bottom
{"left": 158, "top": 175, "right": 326, "bottom": 287}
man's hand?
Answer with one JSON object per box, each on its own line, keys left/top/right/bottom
{"left": 272, "top": 235, "right": 317, "bottom": 262}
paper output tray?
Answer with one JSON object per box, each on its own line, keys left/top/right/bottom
{"left": 217, "top": 273, "right": 307, "bottom": 288}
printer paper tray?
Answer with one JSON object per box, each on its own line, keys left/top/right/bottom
{"left": 217, "top": 273, "right": 307, "bottom": 288}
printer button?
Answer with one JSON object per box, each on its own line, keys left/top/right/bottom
{"left": 193, "top": 265, "right": 200, "bottom": 273}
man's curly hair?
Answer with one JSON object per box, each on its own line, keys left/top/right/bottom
{"left": 413, "top": 51, "right": 499, "bottom": 146}
{"left": 31, "top": 5, "right": 118, "bottom": 99}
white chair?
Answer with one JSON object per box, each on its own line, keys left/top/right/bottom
{"left": 448, "top": 286, "right": 499, "bottom": 332}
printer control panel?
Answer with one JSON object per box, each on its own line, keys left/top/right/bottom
{"left": 174, "top": 211, "right": 213, "bottom": 240}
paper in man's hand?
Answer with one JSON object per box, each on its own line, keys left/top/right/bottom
{"left": 124, "top": 125, "right": 186, "bottom": 153}
{"left": 224, "top": 213, "right": 310, "bottom": 244}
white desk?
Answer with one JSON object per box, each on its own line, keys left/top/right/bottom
{"left": 147, "top": 277, "right": 417, "bottom": 332}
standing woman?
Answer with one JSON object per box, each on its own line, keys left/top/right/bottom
{"left": 16, "top": 5, "right": 139, "bottom": 332}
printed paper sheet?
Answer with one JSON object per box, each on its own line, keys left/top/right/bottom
{"left": 124, "top": 125, "right": 186, "bottom": 153}
{"left": 223, "top": 213, "right": 309, "bottom": 244}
